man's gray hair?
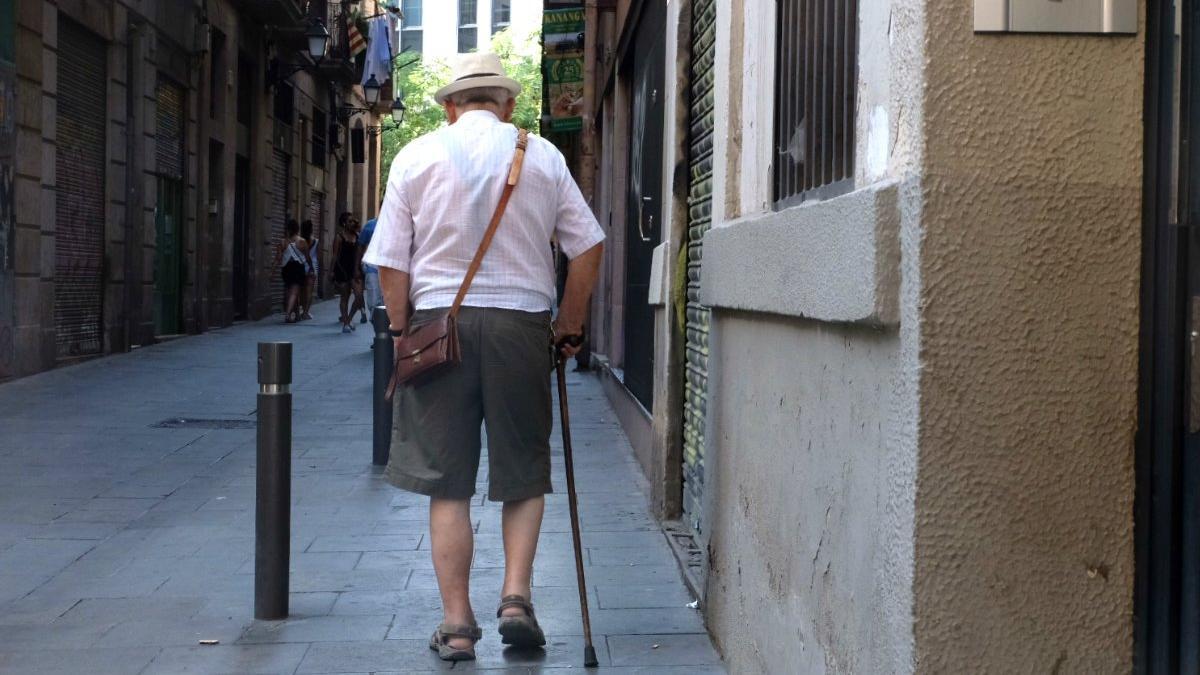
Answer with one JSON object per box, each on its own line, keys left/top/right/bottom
{"left": 448, "top": 86, "right": 513, "bottom": 108}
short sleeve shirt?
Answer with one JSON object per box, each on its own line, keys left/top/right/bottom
{"left": 362, "top": 110, "right": 605, "bottom": 312}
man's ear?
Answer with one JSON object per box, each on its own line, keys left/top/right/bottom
{"left": 443, "top": 100, "right": 458, "bottom": 124}
{"left": 502, "top": 98, "right": 516, "bottom": 123}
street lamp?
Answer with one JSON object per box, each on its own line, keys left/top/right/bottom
{"left": 305, "top": 20, "right": 330, "bottom": 62}
{"left": 363, "top": 74, "right": 382, "bottom": 106}
{"left": 391, "top": 97, "right": 406, "bottom": 126}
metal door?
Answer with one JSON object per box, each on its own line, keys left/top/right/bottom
{"left": 622, "top": 3, "right": 666, "bottom": 411}
{"left": 233, "top": 155, "right": 250, "bottom": 319}
{"left": 153, "top": 78, "right": 185, "bottom": 335}
{"left": 269, "top": 150, "right": 290, "bottom": 312}
{"left": 681, "top": 0, "right": 716, "bottom": 535}
{"left": 1140, "top": 0, "right": 1200, "bottom": 669}
{"left": 309, "top": 191, "right": 325, "bottom": 297}
{"left": 54, "top": 19, "right": 106, "bottom": 358}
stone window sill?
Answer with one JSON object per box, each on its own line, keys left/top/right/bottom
{"left": 697, "top": 181, "right": 901, "bottom": 327}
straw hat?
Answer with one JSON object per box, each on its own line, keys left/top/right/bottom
{"left": 434, "top": 52, "right": 522, "bottom": 104}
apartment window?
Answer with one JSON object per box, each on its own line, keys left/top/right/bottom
{"left": 492, "top": 0, "right": 511, "bottom": 33}
{"left": 237, "top": 52, "right": 253, "bottom": 125}
{"left": 311, "top": 108, "right": 327, "bottom": 169}
{"left": 208, "top": 28, "right": 226, "bottom": 120}
{"left": 401, "top": 0, "right": 423, "bottom": 54}
{"left": 274, "top": 81, "right": 295, "bottom": 125}
{"left": 458, "top": 0, "right": 477, "bottom": 53}
{"left": 773, "top": 0, "right": 858, "bottom": 207}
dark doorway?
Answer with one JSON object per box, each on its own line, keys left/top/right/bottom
{"left": 153, "top": 77, "right": 186, "bottom": 336}
{"left": 233, "top": 155, "right": 250, "bottom": 319}
{"left": 1139, "top": 0, "right": 1200, "bottom": 670}
{"left": 622, "top": 2, "right": 667, "bottom": 411}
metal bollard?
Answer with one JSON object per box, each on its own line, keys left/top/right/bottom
{"left": 255, "top": 342, "right": 292, "bottom": 620}
{"left": 371, "top": 306, "right": 393, "bottom": 466}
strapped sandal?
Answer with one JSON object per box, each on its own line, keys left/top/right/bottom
{"left": 428, "top": 622, "right": 482, "bottom": 661}
{"left": 497, "top": 594, "right": 547, "bottom": 648}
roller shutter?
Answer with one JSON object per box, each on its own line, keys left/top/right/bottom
{"left": 268, "top": 150, "right": 290, "bottom": 311}
{"left": 308, "top": 191, "right": 325, "bottom": 295}
{"left": 682, "top": 0, "right": 715, "bottom": 535}
{"left": 54, "top": 19, "right": 106, "bottom": 359}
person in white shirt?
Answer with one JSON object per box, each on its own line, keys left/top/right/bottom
{"left": 363, "top": 53, "right": 604, "bottom": 662}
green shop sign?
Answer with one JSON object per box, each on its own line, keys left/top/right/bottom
{"left": 543, "top": 8, "right": 584, "bottom": 133}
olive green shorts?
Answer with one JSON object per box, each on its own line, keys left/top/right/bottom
{"left": 385, "top": 306, "right": 554, "bottom": 502}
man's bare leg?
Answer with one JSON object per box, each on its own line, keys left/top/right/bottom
{"left": 500, "top": 496, "right": 545, "bottom": 616}
{"left": 430, "top": 497, "right": 476, "bottom": 649}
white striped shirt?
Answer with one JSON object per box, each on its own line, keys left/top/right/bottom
{"left": 363, "top": 110, "right": 605, "bottom": 313}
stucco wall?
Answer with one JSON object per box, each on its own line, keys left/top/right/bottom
{"left": 704, "top": 315, "right": 902, "bottom": 674}
{"left": 913, "top": 2, "right": 1144, "bottom": 670}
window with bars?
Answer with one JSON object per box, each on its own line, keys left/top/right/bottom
{"left": 492, "top": 0, "right": 511, "bottom": 33}
{"left": 311, "top": 109, "right": 327, "bottom": 169}
{"left": 773, "top": 0, "right": 858, "bottom": 208}
{"left": 401, "top": 0, "right": 423, "bottom": 54}
{"left": 458, "top": 0, "right": 477, "bottom": 53}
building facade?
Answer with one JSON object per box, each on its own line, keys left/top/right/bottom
{"left": 575, "top": 0, "right": 1162, "bottom": 672}
{"left": 0, "top": 0, "right": 392, "bottom": 379}
{"left": 397, "top": 0, "right": 542, "bottom": 60}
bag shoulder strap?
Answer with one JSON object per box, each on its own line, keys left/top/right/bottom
{"left": 449, "top": 128, "right": 530, "bottom": 318}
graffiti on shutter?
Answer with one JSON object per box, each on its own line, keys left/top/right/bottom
{"left": 268, "top": 150, "right": 290, "bottom": 311}
{"left": 308, "top": 191, "right": 325, "bottom": 295}
{"left": 682, "top": 0, "right": 716, "bottom": 535}
{"left": 54, "top": 20, "right": 107, "bottom": 359}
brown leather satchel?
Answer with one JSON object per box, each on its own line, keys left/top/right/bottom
{"left": 385, "top": 129, "right": 530, "bottom": 399}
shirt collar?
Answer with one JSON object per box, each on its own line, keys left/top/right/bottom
{"left": 457, "top": 109, "right": 502, "bottom": 125}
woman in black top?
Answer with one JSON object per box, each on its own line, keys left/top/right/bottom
{"left": 330, "top": 213, "right": 364, "bottom": 333}
{"left": 271, "top": 219, "right": 309, "bottom": 323}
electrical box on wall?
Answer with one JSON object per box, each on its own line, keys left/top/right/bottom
{"left": 974, "top": 0, "right": 1137, "bottom": 34}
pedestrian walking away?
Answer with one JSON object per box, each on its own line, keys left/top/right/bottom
{"left": 364, "top": 52, "right": 605, "bottom": 663}
{"left": 300, "top": 218, "right": 319, "bottom": 321}
{"left": 331, "top": 213, "right": 365, "bottom": 333}
{"left": 359, "top": 216, "right": 383, "bottom": 329}
{"left": 272, "top": 218, "right": 309, "bottom": 323}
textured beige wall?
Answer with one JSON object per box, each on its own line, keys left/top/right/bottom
{"left": 914, "top": 2, "right": 1144, "bottom": 671}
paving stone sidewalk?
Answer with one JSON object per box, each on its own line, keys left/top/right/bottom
{"left": 0, "top": 301, "right": 724, "bottom": 674}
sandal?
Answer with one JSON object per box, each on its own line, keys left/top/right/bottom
{"left": 429, "top": 622, "right": 481, "bottom": 661}
{"left": 497, "top": 594, "right": 546, "bottom": 648}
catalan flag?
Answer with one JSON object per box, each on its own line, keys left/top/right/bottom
{"left": 347, "top": 20, "right": 367, "bottom": 58}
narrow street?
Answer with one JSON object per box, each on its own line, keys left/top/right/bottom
{"left": 0, "top": 301, "right": 723, "bottom": 674}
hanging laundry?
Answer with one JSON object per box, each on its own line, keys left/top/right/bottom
{"left": 361, "top": 16, "right": 393, "bottom": 87}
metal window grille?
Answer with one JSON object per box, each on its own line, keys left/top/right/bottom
{"left": 401, "top": 29, "right": 423, "bottom": 54}
{"left": 402, "top": 0, "right": 422, "bottom": 26}
{"left": 492, "top": 0, "right": 511, "bottom": 31}
{"left": 773, "top": 0, "right": 858, "bottom": 207}
{"left": 458, "top": 0, "right": 477, "bottom": 52}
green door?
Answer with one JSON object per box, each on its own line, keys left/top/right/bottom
{"left": 153, "top": 77, "right": 185, "bottom": 335}
{"left": 153, "top": 178, "right": 183, "bottom": 334}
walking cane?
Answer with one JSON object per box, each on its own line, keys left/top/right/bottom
{"left": 555, "top": 336, "right": 599, "bottom": 668}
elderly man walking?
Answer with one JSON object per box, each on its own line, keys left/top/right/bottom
{"left": 363, "top": 53, "right": 605, "bottom": 662}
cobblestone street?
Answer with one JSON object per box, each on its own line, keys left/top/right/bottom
{"left": 0, "top": 301, "right": 723, "bottom": 674}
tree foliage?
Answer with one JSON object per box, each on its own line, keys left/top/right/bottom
{"left": 379, "top": 28, "right": 543, "bottom": 200}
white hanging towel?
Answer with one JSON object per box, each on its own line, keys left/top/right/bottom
{"left": 361, "top": 16, "right": 393, "bottom": 87}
